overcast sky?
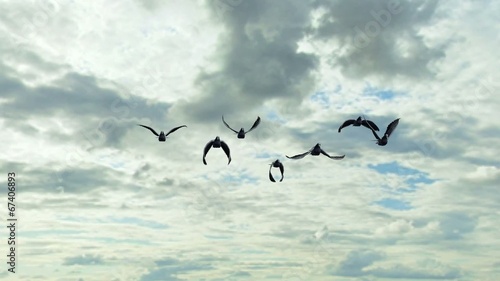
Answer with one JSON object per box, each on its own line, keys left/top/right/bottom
{"left": 1, "top": 0, "right": 499, "bottom": 280}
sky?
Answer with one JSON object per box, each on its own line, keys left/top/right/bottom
{"left": 1, "top": 0, "right": 499, "bottom": 280}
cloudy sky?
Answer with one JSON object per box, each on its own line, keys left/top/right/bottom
{"left": 1, "top": 0, "right": 499, "bottom": 280}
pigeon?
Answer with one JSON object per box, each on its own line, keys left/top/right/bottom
{"left": 338, "top": 116, "right": 379, "bottom": 133}
{"left": 222, "top": 116, "right": 261, "bottom": 139}
{"left": 286, "top": 143, "right": 345, "bottom": 160}
{"left": 364, "top": 117, "right": 400, "bottom": 146}
{"left": 269, "top": 159, "right": 284, "bottom": 182}
{"left": 203, "top": 136, "right": 231, "bottom": 165}
{"left": 138, "top": 124, "right": 187, "bottom": 141}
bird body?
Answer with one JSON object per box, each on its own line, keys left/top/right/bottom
{"left": 203, "top": 136, "right": 231, "bottom": 165}
{"left": 222, "top": 116, "right": 261, "bottom": 139}
{"left": 138, "top": 124, "right": 187, "bottom": 141}
{"left": 269, "top": 159, "right": 284, "bottom": 182}
{"left": 338, "top": 116, "right": 379, "bottom": 133}
{"left": 364, "top": 118, "right": 400, "bottom": 146}
{"left": 286, "top": 143, "right": 345, "bottom": 160}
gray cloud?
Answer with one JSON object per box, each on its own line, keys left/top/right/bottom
{"left": 311, "top": 0, "right": 445, "bottom": 79}
{"left": 171, "top": 0, "right": 319, "bottom": 123}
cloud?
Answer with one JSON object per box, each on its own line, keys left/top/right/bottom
{"left": 63, "top": 254, "right": 105, "bottom": 266}
{"left": 170, "top": 0, "right": 319, "bottom": 123}
{"left": 310, "top": 0, "right": 446, "bottom": 80}
{"left": 140, "top": 257, "right": 214, "bottom": 281}
{"left": 334, "top": 249, "right": 386, "bottom": 276}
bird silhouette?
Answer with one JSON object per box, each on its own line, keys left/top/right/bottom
{"left": 222, "top": 116, "right": 261, "bottom": 139}
{"left": 286, "top": 143, "right": 345, "bottom": 160}
{"left": 203, "top": 136, "right": 231, "bottom": 165}
{"left": 338, "top": 116, "right": 379, "bottom": 133}
{"left": 138, "top": 124, "right": 187, "bottom": 141}
{"left": 364, "top": 117, "right": 400, "bottom": 146}
{"left": 269, "top": 159, "right": 284, "bottom": 182}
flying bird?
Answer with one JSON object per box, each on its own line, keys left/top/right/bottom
{"left": 286, "top": 143, "right": 345, "bottom": 160}
{"left": 138, "top": 124, "right": 187, "bottom": 141}
{"left": 203, "top": 136, "right": 231, "bottom": 165}
{"left": 338, "top": 116, "right": 379, "bottom": 133}
{"left": 269, "top": 159, "right": 284, "bottom": 182}
{"left": 364, "top": 117, "right": 400, "bottom": 146}
{"left": 222, "top": 116, "right": 261, "bottom": 139}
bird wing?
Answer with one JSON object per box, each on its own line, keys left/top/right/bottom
{"left": 203, "top": 140, "right": 213, "bottom": 165}
{"left": 222, "top": 116, "right": 238, "bottom": 133}
{"left": 220, "top": 141, "right": 231, "bottom": 165}
{"left": 384, "top": 118, "right": 400, "bottom": 138}
{"left": 138, "top": 124, "right": 159, "bottom": 136}
{"left": 269, "top": 165, "right": 276, "bottom": 182}
{"left": 371, "top": 128, "right": 381, "bottom": 140}
{"left": 338, "top": 119, "right": 355, "bottom": 132}
{"left": 286, "top": 149, "right": 311, "bottom": 160}
{"left": 320, "top": 149, "right": 345, "bottom": 160}
{"left": 361, "top": 120, "right": 380, "bottom": 131}
{"left": 245, "top": 116, "right": 261, "bottom": 133}
{"left": 165, "top": 125, "right": 187, "bottom": 137}
{"left": 361, "top": 117, "right": 381, "bottom": 140}
{"left": 278, "top": 162, "right": 284, "bottom": 182}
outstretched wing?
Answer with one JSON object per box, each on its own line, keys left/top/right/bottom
{"left": 361, "top": 120, "right": 379, "bottom": 131}
{"left": 286, "top": 150, "right": 311, "bottom": 160}
{"left": 269, "top": 165, "right": 275, "bottom": 182}
{"left": 338, "top": 119, "right": 355, "bottom": 132}
{"left": 245, "top": 116, "right": 261, "bottom": 134}
{"left": 203, "top": 140, "right": 213, "bottom": 165}
{"left": 384, "top": 118, "right": 400, "bottom": 138}
{"left": 362, "top": 117, "right": 381, "bottom": 140}
{"left": 278, "top": 162, "right": 284, "bottom": 182}
{"left": 138, "top": 124, "right": 159, "bottom": 136}
{"left": 222, "top": 116, "right": 238, "bottom": 133}
{"left": 320, "top": 149, "right": 345, "bottom": 160}
{"left": 165, "top": 125, "right": 187, "bottom": 137}
{"left": 220, "top": 141, "right": 231, "bottom": 165}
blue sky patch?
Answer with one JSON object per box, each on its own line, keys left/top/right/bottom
{"left": 375, "top": 198, "right": 413, "bottom": 210}
{"left": 310, "top": 91, "right": 330, "bottom": 107}
{"left": 222, "top": 173, "right": 259, "bottom": 184}
{"left": 368, "top": 161, "right": 436, "bottom": 190}
{"left": 363, "top": 84, "right": 400, "bottom": 100}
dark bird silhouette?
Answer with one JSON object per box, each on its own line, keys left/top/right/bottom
{"left": 203, "top": 136, "right": 231, "bottom": 165}
{"left": 138, "top": 124, "right": 187, "bottom": 141}
{"left": 338, "top": 116, "right": 379, "bottom": 133}
{"left": 364, "top": 117, "right": 400, "bottom": 146}
{"left": 222, "top": 116, "right": 261, "bottom": 139}
{"left": 286, "top": 143, "right": 345, "bottom": 160}
{"left": 269, "top": 159, "right": 284, "bottom": 182}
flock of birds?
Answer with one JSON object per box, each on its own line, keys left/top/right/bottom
{"left": 138, "top": 116, "right": 400, "bottom": 183}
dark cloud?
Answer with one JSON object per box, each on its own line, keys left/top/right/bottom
{"left": 171, "top": 0, "right": 319, "bottom": 123}
{"left": 311, "top": 0, "right": 445, "bottom": 79}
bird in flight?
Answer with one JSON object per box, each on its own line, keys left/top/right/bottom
{"left": 286, "top": 143, "right": 345, "bottom": 160}
{"left": 364, "top": 117, "right": 400, "bottom": 146}
{"left": 138, "top": 124, "right": 187, "bottom": 141}
{"left": 338, "top": 116, "right": 379, "bottom": 133}
{"left": 222, "top": 116, "right": 261, "bottom": 139}
{"left": 269, "top": 159, "right": 284, "bottom": 182}
{"left": 203, "top": 136, "right": 231, "bottom": 165}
